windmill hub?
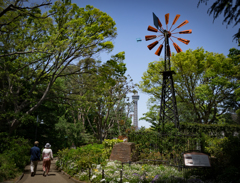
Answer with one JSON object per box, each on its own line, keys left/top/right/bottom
{"left": 163, "top": 30, "right": 172, "bottom": 38}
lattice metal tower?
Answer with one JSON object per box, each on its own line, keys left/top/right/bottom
{"left": 132, "top": 94, "right": 139, "bottom": 129}
{"left": 145, "top": 13, "right": 192, "bottom": 132}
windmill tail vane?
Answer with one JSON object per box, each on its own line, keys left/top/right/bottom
{"left": 145, "top": 12, "right": 192, "bottom": 57}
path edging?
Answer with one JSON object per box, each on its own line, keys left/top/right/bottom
{"left": 0, "top": 172, "right": 24, "bottom": 183}
{"left": 15, "top": 173, "right": 24, "bottom": 183}
{"left": 60, "top": 170, "right": 88, "bottom": 183}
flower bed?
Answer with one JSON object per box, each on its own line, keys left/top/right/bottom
{"left": 74, "top": 160, "right": 185, "bottom": 183}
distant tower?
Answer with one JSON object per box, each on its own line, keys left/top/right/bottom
{"left": 132, "top": 94, "right": 140, "bottom": 129}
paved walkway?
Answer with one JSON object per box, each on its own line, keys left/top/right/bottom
{"left": 18, "top": 158, "right": 75, "bottom": 183}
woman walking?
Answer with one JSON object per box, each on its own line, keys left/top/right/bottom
{"left": 42, "top": 143, "right": 53, "bottom": 176}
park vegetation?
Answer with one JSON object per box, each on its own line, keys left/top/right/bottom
{"left": 0, "top": 0, "right": 134, "bottom": 181}
{"left": 0, "top": 0, "right": 239, "bottom": 182}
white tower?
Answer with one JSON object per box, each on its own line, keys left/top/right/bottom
{"left": 132, "top": 94, "right": 139, "bottom": 129}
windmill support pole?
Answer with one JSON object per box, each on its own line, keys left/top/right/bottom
{"left": 169, "top": 73, "right": 179, "bottom": 128}
{"left": 164, "top": 31, "right": 167, "bottom": 71}
{"left": 159, "top": 71, "right": 179, "bottom": 132}
{"left": 159, "top": 73, "right": 166, "bottom": 134}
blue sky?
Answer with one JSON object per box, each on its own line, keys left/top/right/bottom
{"left": 71, "top": 0, "right": 239, "bottom": 128}
{"left": 59, "top": 0, "right": 239, "bottom": 128}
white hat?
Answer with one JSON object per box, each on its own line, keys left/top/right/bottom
{"left": 45, "top": 143, "right": 51, "bottom": 148}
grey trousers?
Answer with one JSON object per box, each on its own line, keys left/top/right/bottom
{"left": 30, "top": 160, "right": 38, "bottom": 174}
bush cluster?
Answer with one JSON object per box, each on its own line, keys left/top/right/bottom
{"left": 195, "top": 134, "right": 240, "bottom": 182}
{"left": 56, "top": 139, "right": 123, "bottom": 176}
{"left": 129, "top": 128, "right": 240, "bottom": 182}
{"left": 0, "top": 133, "right": 31, "bottom": 181}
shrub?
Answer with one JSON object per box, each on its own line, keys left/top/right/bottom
{"left": 0, "top": 133, "right": 31, "bottom": 181}
{"left": 57, "top": 139, "right": 123, "bottom": 176}
{"left": 0, "top": 153, "right": 18, "bottom": 181}
{"left": 188, "top": 133, "right": 240, "bottom": 181}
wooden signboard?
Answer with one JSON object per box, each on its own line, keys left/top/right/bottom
{"left": 184, "top": 152, "right": 211, "bottom": 167}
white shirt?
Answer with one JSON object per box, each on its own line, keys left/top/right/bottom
{"left": 42, "top": 148, "right": 53, "bottom": 160}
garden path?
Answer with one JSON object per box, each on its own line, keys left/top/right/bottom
{"left": 18, "top": 158, "right": 75, "bottom": 183}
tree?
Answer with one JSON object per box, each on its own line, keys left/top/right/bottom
{"left": 227, "top": 48, "right": 240, "bottom": 117}
{"left": 198, "top": 0, "right": 240, "bottom": 45}
{"left": 60, "top": 52, "right": 135, "bottom": 142}
{"left": 0, "top": 0, "right": 117, "bottom": 134}
{"left": 139, "top": 48, "right": 240, "bottom": 126}
{"left": 0, "top": 0, "right": 53, "bottom": 30}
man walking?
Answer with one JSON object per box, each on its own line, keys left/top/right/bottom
{"left": 30, "top": 141, "right": 41, "bottom": 177}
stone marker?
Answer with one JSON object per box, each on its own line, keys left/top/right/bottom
{"left": 110, "top": 142, "right": 138, "bottom": 162}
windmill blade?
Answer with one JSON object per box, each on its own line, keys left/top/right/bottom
{"left": 153, "top": 12, "right": 159, "bottom": 28}
{"left": 153, "top": 13, "right": 164, "bottom": 33}
{"left": 173, "top": 42, "right": 182, "bottom": 53}
{"left": 177, "top": 20, "right": 189, "bottom": 28}
{"left": 171, "top": 20, "right": 189, "bottom": 32}
{"left": 153, "top": 12, "right": 163, "bottom": 32}
{"left": 147, "top": 41, "right": 159, "bottom": 50}
{"left": 177, "top": 38, "right": 190, "bottom": 45}
{"left": 145, "top": 35, "right": 157, "bottom": 41}
{"left": 165, "top": 13, "right": 169, "bottom": 30}
{"left": 169, "top": 14, "right": 180, "bottom": 31}
{"left": 155, "top": 44, "right": 163, "bottom": 56}
{"left": 165, "top": 13, "right": 169, "bottom": 25}
{"left": 172, "top": 14, "right": 180, "bottom": 25}
{"left": 179, "top": 29, "right": 192, "bottom": 34}
{"left": 148, "top": 25, "right": 158, "bottom": 32}
{"left": 158, "top": 19, "right": 163, "bottom": 30}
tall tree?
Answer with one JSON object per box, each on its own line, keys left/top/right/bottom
{"left": 0, "top": 0, "right": 117, "bottom": 134}
{"left": 60, "top": 52, "right": 135, "bottom": 142}
{"left": 139, "top": 48, "right": 240, "bottom": 126}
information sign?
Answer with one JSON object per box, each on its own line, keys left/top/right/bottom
{"left": 184, "top": 152, "right": 211, "bottom": 167}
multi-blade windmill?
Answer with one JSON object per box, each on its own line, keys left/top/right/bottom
{"left": 145, "top": 13, "right": 192, "bottom": 131}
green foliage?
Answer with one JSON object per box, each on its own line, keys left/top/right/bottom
{"left": 57, "top": 144, "right": 104, "bottom": 176}
{"left": 55, "top": 114, "right": 94, "bottom": 147}
{"left": 0, "top": 133, "right": 31, "bottom": 181}
{"left": 102, "top": 139, "right": 123, "bottom": 160}
{"left": 57, "top": 139, "right": 123, "bottom": 176}
{"left": 139, "top": 48, "right": 240, "bottom": 126}
{"left": 179, "top": 122, "right": 240, "bottom": 137}
{"left": 0, "top": 0, "right": 118, "bottom": 134}
{"left": 0, "top": 154, "right": 17, "bottom": 182}
{"left": 102, "top": 139, "right": 123, "bottom": 149}
{"left": 186, "top": 134, "right": 240, "bottom": 182}
{"left": 61, "top": 54, "right": 134, "bottom": 142}
{"left": 204, "top": 135, "right": 240, "bottom": 166}
{"left": 128, "top": 128, "right": 201, "bottom": 164}
{"left": 198, "top": 0, "right": 240, "bottom": 45}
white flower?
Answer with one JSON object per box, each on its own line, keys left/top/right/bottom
{"left": 106, "top": 162, "right": 116, "bottom": 167}
{"left": 117, "top": 178, "right": 121, "bottom": 181}
{"left": 100, "top": 178, "right": 106, "bottom": 182}
{"left": 97, "top": 164, "right": 102, "bottom": 170}
{"left": 91, "top": 175, "right": 97, "bottom": 180}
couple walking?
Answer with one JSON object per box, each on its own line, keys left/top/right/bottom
{"left": 30, "top": 141, "right": 53, "bottom": 177}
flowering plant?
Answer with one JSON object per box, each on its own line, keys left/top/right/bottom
{"left": 74, "top": 160, "right": 186, "bottom": 183}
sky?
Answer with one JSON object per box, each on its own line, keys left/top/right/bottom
{"left": 54, "top": 0, "right": 239, "bottom": 128}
